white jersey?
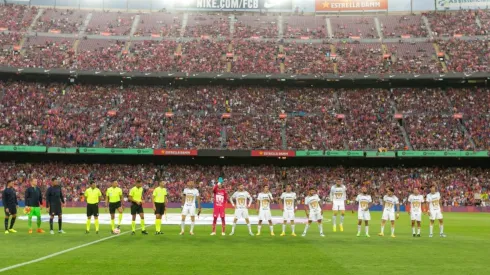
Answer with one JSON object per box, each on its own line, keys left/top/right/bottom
{"left": 305, "top": 194, "right": 322, "bottom": 212}
{"left": 183, "top": 188, "right": 199, "bottom": 207}
{"left": 330, "top": 185, "right": 346, "bottom": 203}
{"left": 231, "top": 191, "right": 252, "bottom": 209}
{"left": 426, "top": 192, "right": 441, "bottom": 212}
{"left": 355, "top": 194, "right": 372, "bottom": 211}
{"left": 408, "top": 194, "right": 424, "bottom": 214}
{"left": 382, "top": 195, "right": 399, "bottom": 213}
{"left": 280, "top": 192, "right": 297, "bottom": 211}
{"left": 257, "top": 192, "right": 273, "bottom": 211}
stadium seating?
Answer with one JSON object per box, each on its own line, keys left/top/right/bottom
{"left": 1, "top": 163, "right": 487, "bottom": 205}
{"left": 233, "top": 15, "right": 278, "bottom": 38}
{"left": 378, "top": 15, "right": 427, "bottom": 38}
{"left": 33, "top": 8, "right": 88, "bottom": 34}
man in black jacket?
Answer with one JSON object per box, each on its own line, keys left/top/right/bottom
{"left": 2, "top": 179, "right": 18, "bottom": 234}
{"left": 46, "top": 178, "right": 66, "bottom": 234}
{"left": 25, "top": 178, "right": 45, "bottom": 234}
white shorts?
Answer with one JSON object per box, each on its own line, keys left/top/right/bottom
{"left": 181, "top": 206, "right": 196, "bottom": 217}
{"left": 234, "top": 209, "right": 249, "bottom": 219}
{"left": 309, "top": 211, "right": 323, "bottom": 221}
{"left": 411, "top": 212, "right": 422, "bottom": 222}
{"left": 429, "top": 210, "right": 443, "bottom": 220}
{"left": 358, "top": 210, "right": 371, "bottom": 221}
{"left": 332, "top": 202, "right": 345, "bottom": 211}
{"left": 283, "top": 210, "right": 295, "bottom": 221}
{"left": 258, "top": 210, "right": 272, "bottom": 221}
{"left": 382, "top": 211, "right": 396, "bottom": 221}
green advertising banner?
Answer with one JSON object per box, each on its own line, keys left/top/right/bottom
{"left": 399, "top": 151, "right": 489, "bottom": 157}
{"left": 366, "top": 151, "right": 396, "bottom": 158}
{"left": 47, "top": 147, "right": 78, "bottom": 154}
{"left": 296, "top": 151, "right": 324, "bottom": 157}
{"left": 296, "top": 151, "right": 364, "bottom": 157}
{"left": 0, "top": 145, "right": 46, "bottom": 153}
{"left": 79, "top": 148, "right": 154, "bottom": 155}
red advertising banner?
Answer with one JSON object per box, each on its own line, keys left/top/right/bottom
{"left": 316, "top": 0, "right": 388, "bottom": 11}
{"left": 251, "top": 150, "right": 296, "bottom": 157}
{"left": 154, "top": 149, "right": 198, "bottom": 156}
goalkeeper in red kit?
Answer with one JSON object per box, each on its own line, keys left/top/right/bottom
{"left": 211, "top": 177, "right": 228, "bottom": 236}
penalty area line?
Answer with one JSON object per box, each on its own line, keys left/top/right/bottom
{"left": 0, "top": 226, "right": 150, "bottom": 273}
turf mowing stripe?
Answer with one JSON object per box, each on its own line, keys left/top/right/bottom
{"left": 0, "top": 227, "right": 150, "bottom": 273}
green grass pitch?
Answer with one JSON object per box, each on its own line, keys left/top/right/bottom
{"left": 0, "top": 207, "right": 489, "bottom": 275}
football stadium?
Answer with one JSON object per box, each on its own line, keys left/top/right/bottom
{"left": 1, "top": 0, "right": 490, "bottom": 274}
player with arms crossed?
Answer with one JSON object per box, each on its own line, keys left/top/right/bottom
{"left": 106, "top": 180, "right": 124, "bottom": 234}
{"left": 355, "top": 186, "right": 372, "bottom": 237}
{"left": 46, "top": 178, "right": 66, "bottom": 235}
{"left": 2, "top": 179, "right": 18, "bottom": 234}
{"left": 378, "top": 187, "right": 400, "bottom": 238}
{"left": 279, "top": 184, "right": 297, "bottom": 236}
{"left": 211, "top": 178, "right": 228, "bottom": 236}
{"left": 229, "top": 183, "right": 254, "bottom": 236}
{"left": 129, "top": 180, "right": 148, "bottom": 235}
{"left": 303, "top": 188, "right": 325, "bottom": 237}
{"left": 256, "top": 185, "right": 274, "bottom": 236}
{"left": 330, "top": 179, "right": 346, "bottom": 232}
{"left": 426, "top": 185, "right": 446, "bottom": 238}
{"left": 180, "top": 181, "right": 201, "bottom": 235}
{"left": 407, "top": 187, "right": 424, "bottom": 237}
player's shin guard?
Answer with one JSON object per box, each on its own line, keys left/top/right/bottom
{"left": 9, "top": 217, "right": 15, "bottom": 229}
{"left": 95, "top": 219, "right": 99, "bottom": 232}
{"left": 86, "top": 219, "right": 91, "bottom": 231}
{"left": 140, "top": 219, "right": 145, "bottom": 231}
{"left": 221, "top": 217, "right": 226, "bottom": 233}
{"left": 118, "top": 213, "right": 123, "bottom": 226}
{"left": 131, "top": 221, "right": 136, "bottom": 232}
{"left": 49, "top": 218, "right": 54, "bottom": 231}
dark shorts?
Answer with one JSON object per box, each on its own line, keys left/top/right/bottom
{"left": 4, "top": 205, "right": 16, "bottom": 216}
{"left": 154, "top": 203, "right": 165, "bottom": 215}
{"left": 87, "top": 203, "right": 99, "bottom": 217}
{"left": 109, "top": 202, "right": 122, "bottom": 214}
{"left": 131, "top": 203, "right": 144, "bottom": 215}
{"left": 49, "top": 204, "right": 62, "bottom": 216}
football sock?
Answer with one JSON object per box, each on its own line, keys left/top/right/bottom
{"left": 95, "top": 219, "right": 99, "bottom": 232}
{"left": 282, "top": 224, "right": 286, "bottom": 232}
{"left": 247, "top": 224, "right": 252, "bottom": 234}
{"left": 391, "top": 226, "right": 395, "bottom": 235}
{"left": 332, "top": 215, "right": 337, "bottom": 226}
{"left": 221, "top": 217, "right": 226, "bottom": 232}
{"left": 111, "top": 219, "right": 115, "bottom": 231}
{"left": 140, "top": 219, "right": 145, "bottom": 231}
{"left": 380, "top": 225, "right": 384, "bottom": 233}
{"left": 340, "top": 215, "right": 344, "bottom": 225}
{"left": 156, "top": 219, "right": 161, "bottom": 232}
{"left": 417, "top": 228, "right": 421, "bottom": 234}
{"left": 430, "top": 225, "right": 434, "bottom": 235}
{"left": 269, "top": 225, "right": 274, "bottom": 233}
{"left": 365, "top": 226, "right": 369, "bottom": 234}
{"left": 181, "top": 221, "right": 185, "bottom": 232}
{"left": 190, "top": 222, "right": 195, "bottom": 232}
{"left": 303, "top": 224, "right": 309, "bottom": 234}
{"left": 36, "top": 215, "right": 41, "bottom": 228}
{"left": 86, "top": 219, "right": 91, "bottom": 231}
{"left": 9, "top": 217, "right": 15, "bottom": 229}
{"left": 231, "top": 222, "right": 236, "bottom": 233}
{"left": 58, "top": 218, "right": 62, "bottom": 230}
{"left": 412, "top": 227, "right": 415, "bottom": 234}
{"left": 357, "top": 225, "right": 361, "bottom": 233}
{"left": 257, "top": 225, "right": 262, "bottom": 234}
{"left": 4, "top": 218, "right": 8, "bottom": 231}
{"left": 131, "top": 221, "right": 136, "bottom": 232}
{"left": 291, "top": 224, "right": 295, "bottom": 234}
{"left": 318, "top": 223, "right": 323, "bottom": 234}
{"left": 440, "top": 225, "right": 444, "bottom": 234}
{"left": 212, "top": 217, "right": 217, "bottom": 232}
{"left": 118, "top": 213, "right": 123, "bottom": 226}
{"left": 49, "top": 218, "right": 54, "bottom": 230}
{"left": 28, "top": 215, "right": 32, "bottom": 229}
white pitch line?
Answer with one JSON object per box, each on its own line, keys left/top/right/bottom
{"left": 0, "top": 227, "right": 149, "bottom": 273}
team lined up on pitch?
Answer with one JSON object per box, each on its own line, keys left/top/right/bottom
{"left": 3, "top": 178, "right": 446, "bottom": 238}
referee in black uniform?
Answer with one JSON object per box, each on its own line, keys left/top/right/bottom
{"left": 2, "top": 179, "right": 18, "bottom": 234}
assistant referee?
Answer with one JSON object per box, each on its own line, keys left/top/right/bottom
{"left": 152, "top": 181, "right": 168, "bottom": 235}
{"left": 84, "top": 181, "right": 102, "bottom": 234}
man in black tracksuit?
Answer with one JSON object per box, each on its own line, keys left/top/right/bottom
{"left": 46, "top": 178, "right": 65, "bottom": 234}
{"left": 2, "top": 179, "right": 18, "bottom": 234}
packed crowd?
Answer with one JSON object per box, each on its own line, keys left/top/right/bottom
{"left": 33, "top": 9, "right": 87, "bottom": 34}
{"left": 424, "top": 10, "right": 485, "bottom": 37}
{"left": 283, "top": 42, "right": 334, "bottom": 75}
{"left": 437, "top": 39, "right": 489, "bottom": 73}
{"left": 0, "top": 163, "right": 488, "bottom": 206}
{"left": 0, "top": 4, "right": 38, "bottom": 31}
{"left": 2, "top": 82, "right": 489, "bottom": 151}
{"left": 379, "top": 15, "right": 428, "bottom": 38}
